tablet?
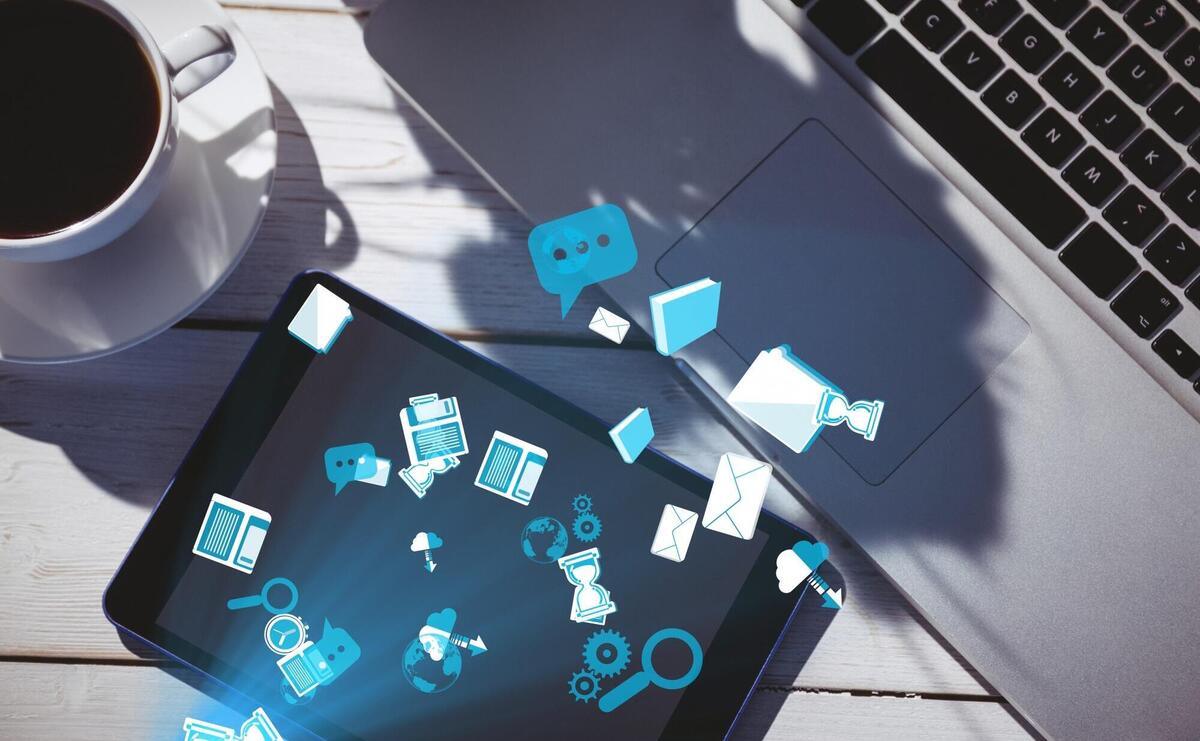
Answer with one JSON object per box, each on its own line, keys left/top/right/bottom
{"left": 106, "top": 271, "right": 818, "bottom": 740}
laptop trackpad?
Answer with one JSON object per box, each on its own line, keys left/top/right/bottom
{"left": 657, "top": 120, "right": 1028, "bottom": 484}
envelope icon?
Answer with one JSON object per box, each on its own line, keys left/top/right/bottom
{"left": 288, "top": 284, "right": 353, "bottom": 354}
{"left": 650, "top": 504, "right": 698, "bottom": 562}
{"left": 702, "top": 453, "right": 772, "bottom": 540}
{"left": 589, "top": 307, "right": 631, "bottom": 344}
{"left": 726, "top": 345, "right": 840, "bottom": 454}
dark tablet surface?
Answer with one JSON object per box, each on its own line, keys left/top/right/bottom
{"left": 106, "top": 271, "right": 817, "bottom": 740}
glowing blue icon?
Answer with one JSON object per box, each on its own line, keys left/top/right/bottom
{"left": 521, "top": 516, "right": 570, "bottom": 564}
{"left": 192, "top": 493, "right": 271, "bottom": 574}
{"left": 182, "top": 707, "right": 282, "bottom": 741}
{"left": 403, "top": 608, "right": 488, "bottom": 695}
{"left": 474, "top": 431, "right": 548, "bottom": 506}
{"left": 277, "top": 618, "right": 362, "bottom": 698}
{"left": 609, "top": 407, "right": 654, "bottom": 464}
{"left": 571, "top": 492, "right": 602, "bottom": 543}
{"left": 597, "top": 628, "right": 704, "bottom": 713}
{"left": 226, "top": 577, "right": 299, "bottom": 615}
{"left": 568, "top": 629, "right": 633, "bottom": 703}
{"left": 775, "top": 539, "right": 844, "bottom": 609}
{"left": 648, "top": 277, "right": 721, "bottom": 355}
{"left": 528, "top": 204, "right": 639, "bottom": 317}
{"left": 410, "top": 531, "right": 443, "bottom": 573}
{"left": 400, "top": 394, "right": 468, "bottom": 497}
{"left": 558, "top": 548, "right": 617, "bottom": 625}
{"left": 728, "top": 345, "right": 884, "bottom": 453}
{"left": 324, "top": 443, "right": 391, "bottom": 495}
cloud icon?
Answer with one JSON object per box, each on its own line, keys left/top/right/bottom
{"left": 410, "top": 531, "right": 444, "bottom": 551}
{"left": 426, "top": 607, "right": 456, "bottom": 634}
{"left": 419, "top": 607, "right": 457, "bottom": 661}
{"left": 775, "top": 540, "right": 829, "bottom": 594}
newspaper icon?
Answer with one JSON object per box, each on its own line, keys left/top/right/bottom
{"left": 401, "top": 394, "right": 469, "bottom": 464}
{"left": 474, "top": 431, "right": 548, "bottom": 506}
{"left": 192, "top": 493, "right": 271, "bottom": 574}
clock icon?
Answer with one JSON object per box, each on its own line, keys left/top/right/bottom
{"left": 264, "top": 614, "right": 307, "bottom": 655}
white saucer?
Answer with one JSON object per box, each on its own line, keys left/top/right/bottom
{"left": 0, "top": 0, "right": 276, "bottom": 363}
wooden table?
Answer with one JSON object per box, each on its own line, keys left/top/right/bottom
{"left": 0, "top": 2, "right": 1037, "bottom": 738}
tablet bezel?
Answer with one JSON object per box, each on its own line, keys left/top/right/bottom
{"left": 104, "top": 270, "right": 823, "bottom": 740}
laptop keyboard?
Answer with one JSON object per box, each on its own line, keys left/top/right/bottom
{"left": 797, "top": 0, "right": 1200, "bottom": 397}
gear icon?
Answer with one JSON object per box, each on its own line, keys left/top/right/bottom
{"left": 568, "top": 670, "right": 600, "bottom": 702}
{"left": 572, "top": 493, "right": 593, "bottom": 514}
{"left": 572, "top": 512, "right": 602, "bottom": 542}
{"left": 583, "top": 629, "right": 631, "bottom": 678}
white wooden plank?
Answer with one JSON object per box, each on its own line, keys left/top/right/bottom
{"left": 0, "top": 329, "right": 990, "bottom": 697}
{"left": 0, "top": 661, "right": 1030, "bottom": 740}
{"left": 181, "top": 7, "right": 607, "bottom": 337}
{"left": 222, "top": 0, "right": 379, "bottom": 12}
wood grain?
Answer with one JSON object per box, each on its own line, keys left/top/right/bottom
{"left": 0, "top": 661, "right": 1030, "bottom": 740}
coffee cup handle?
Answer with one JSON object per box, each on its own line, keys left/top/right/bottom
{"left": 161, "top": 25, "right": 237, "bottom": 102}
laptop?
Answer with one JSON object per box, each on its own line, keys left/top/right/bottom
{"left": 364, "top": 2, "right": 1200, "bottom": 739}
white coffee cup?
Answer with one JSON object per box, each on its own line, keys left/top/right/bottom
{"left": 0, "top": 0, "right": 236, "bottom": 263}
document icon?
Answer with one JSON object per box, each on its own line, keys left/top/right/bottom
{"left": 287, "top": 284, "right": 352, "bottom": 353}
{"left": 726, "top": 345, "right": 840, "bottom": 454}
{"left": 192, "top": 493, "right": 271, "bottom": 574}
{"left": 401, "top": 394, "right": 468, "bottom": 464}
{"left": 588, "top": 307, "right": 631, "bottom": 344}
{"left": 650, "top": 504, "right": 698, "bottom": 562}
{"left": 649, "top": 277, "right": 721, "bottom": 355}
{"left": 475, "top": 431, "right": 548, "bottom": 506}
{"left": 702, "top": 453, "right": 772, "bottom": 540}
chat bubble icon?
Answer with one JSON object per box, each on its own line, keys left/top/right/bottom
{"left": 528, "top": 204, "right": 638, "bottom": 317}
{"left": 324, "top": 443, "right": 379, "bottom": 495}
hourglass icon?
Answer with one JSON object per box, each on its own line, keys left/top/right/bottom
{"left": 814, "top": 388, "right": 884, "bottom": 442}
{"left": 558, "top": 548, "right": 617, "bottom": 625}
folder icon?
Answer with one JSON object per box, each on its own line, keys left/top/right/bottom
{"left": 288, "top": 284, "right": 352, "bottom": 354}
{"left": 649, "top": 277, "right": 721, "bottom": 355}
{"left": 727, "top": 345, "right": 842, "bottom": 454}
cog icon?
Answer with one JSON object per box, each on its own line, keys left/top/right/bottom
{"left": 583, "top": 629, "right": 631, "bottom": 678}
{"left": 572, "top": 493, "right": 593, "bottom": 514}
{"left": 568, "top": 670, "right": 601, "bottom": 703}
{"left": 572, "top": 512, "right": 602, "bottom": 543}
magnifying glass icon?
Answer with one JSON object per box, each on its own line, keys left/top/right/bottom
{"left": 598, "top": 628, "right": 703, "bottom": 713}
{"left": 226, "top": 577, "right": 299, "bottom": 615}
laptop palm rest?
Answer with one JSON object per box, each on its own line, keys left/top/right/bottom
{"left": 657, "top": 120, "right": 1028, "bottom": 484}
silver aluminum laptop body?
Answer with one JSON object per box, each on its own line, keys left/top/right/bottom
{"left": 365, "top": 2, "right": 1200, "bottom": 738}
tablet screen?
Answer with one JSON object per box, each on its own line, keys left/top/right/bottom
{"left": 151, "top": 282, "right": 775, "bottom": 739}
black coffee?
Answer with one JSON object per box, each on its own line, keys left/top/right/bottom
{"left": 0, "top": 0, "right": 160, "bottom": 239}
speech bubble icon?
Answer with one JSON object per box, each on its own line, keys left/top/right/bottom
{"left": 528, "top": 204, "right": 638, "bottom": 317}
{"left": 324, "top": 443, "right": 379, "bottom": 495}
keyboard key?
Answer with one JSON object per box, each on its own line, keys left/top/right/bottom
{"left": 1121, "top": 129, "right": 1182, "bottom": 189}
{"left": 1145, "top": 224, "right": 1200, "bottom": 284}
{"left": 1152, "top": 329, "right": 1200, "bottom": 377}
{"left": 1064, "top": 146, "right": 1126, "bottom": 205}
{"left": 1023, "top": 108, "right": 1085, "bottom": 166}
{"left": 961, "top": 0, "right": 1021, "bottom": 35}
{"left": 1102, "top": 185, "right": 1166, "bottom": 243}
{"left": 809, "top": 0, "right": 885, "bottom": 54}
{"left": 1111, "top": 271, "right": 1180, "bottom": 336}
{"left": 1149, "top": 84, "right": 1200, "bottom": 142}
{"left": 1163, "top": 168, "right": 1200, "bottom": 226}
{"left": 1166, "top": 29, "right": 1200, "bottom": 86}
{"left": 1031, "top": 0, "right": 1087, "bottom": 27}
{"left": 1193, "top": 139, "right": 1200, "bottom": 165}
{"left": 904, "top": 0, "right": 966, "bottom": 51}
{"left": 1104, "top": 0, "right": 1136, "bottom": 11}
{"left": 1179, "top": 0, "right": 1200, "bottom": 23}
{"left": 1039, "top": 53, "right": 1101, "bottom": 111}
{"left": 943, "top": 31, "right": 1004, "bottom": 89}
{"left": 1108, "top": 46, "right": 1168, "bottom": 103}
{"left": 1060, "top": 223, "right": 1138, "bottom": 295}
{"left": 858, "top": 31, "right": 1086, "bottom": 247}
{"left": 1001, "top": 14, "right": 1063, "bottom": 72}
{"left": 1188, "top": 277, "right": 1200, "bottom": 307}
{"left": 1068, "top": 7, "right": 1130, "bottom": 66}
{"left": 1124, "top": 0, "right": 1185, "bottom": 50}
{"left": 1080, "top": 91, "right": 1142, "bottom": 150}
{"left": 984, "top": 69, "right": 1044, "bottom": 127}
{"left": 879, "top": 0, "right": 918, "bottom": 12}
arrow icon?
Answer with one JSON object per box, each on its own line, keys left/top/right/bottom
{"left": 423, "top": 550, "right": 437, "bottom": 573}
{"left": 410, "top": 531, "right": 443, "bottom": 574}
{"left": 775, "top": 540, "right": 844, "bottom": 610}
{"left": 449, "top": 632, "right": 488, "bottom": 656}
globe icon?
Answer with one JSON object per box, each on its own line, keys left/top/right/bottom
{"left": 401, "top": 637, "right": 462, "bottom": 694}
{"left": 521, "top": 516, "right": 569, "bottom": 564}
